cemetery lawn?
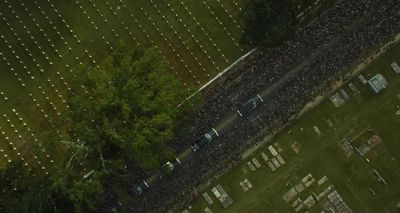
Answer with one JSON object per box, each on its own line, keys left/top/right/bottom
{"left": 184, "top": 42, "right": 400, "bottom": 212}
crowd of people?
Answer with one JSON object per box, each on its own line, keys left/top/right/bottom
{"left": 124, "top": 0, "right": 400, "bottom": 212}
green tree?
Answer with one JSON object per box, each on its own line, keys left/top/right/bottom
{"left": 241, "top": 0, "right": 296, "bottom": 46}
{"left": 50, "top": 171, "right": 104, "bottom": 212}
{"left": 60, "top": 47, "right": 193, "bottom": 170}
{"left": 42, "top": 46, "right": 198, "bottom": 211}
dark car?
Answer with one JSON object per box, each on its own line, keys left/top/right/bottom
{"left": 237, "top": 94, "right": 263, "bottom": 117}
{"left": 191, "top": 128, "right": 219, "bottom": 152}
{"left": 191, "top": 137, "right": 208, "bottom": 152}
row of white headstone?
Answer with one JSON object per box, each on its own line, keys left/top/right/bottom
{"left": 0, "top": 21, "right": 68, "bottom": 118}
{"left": 202, "top": 1, "right": 243, "bottom": 51}
{"left": 139, "top": 6, "right": 200, "bottom": 83}
{"left": 10, "top": 0, "right": 109, "bottom": 108}
{"left": 164, "top": 0, "right": 219, "bottom": 69}
{"left": 0, "top": 0, "right": 86, "bottom": 176}
{"left": 20, "top": 0, "right": 95, "bottom": 95}
{"left": 0, "top": 112, "right": 52, "bottom": 176}
{"left": 215, "top": 0, "right": 242, "bottom": 32}
{"left": 0, "top": 50, "right": 62, "bottom": 123}
{"left": 147, "top": 0, "right": 204, "bottom": 80}
{"left": 179, "top": 0, "right": 229, "bottom": 64}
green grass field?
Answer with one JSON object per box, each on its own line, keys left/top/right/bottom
{"left": 185, "top": 40, "right": 400, "bottom": 213}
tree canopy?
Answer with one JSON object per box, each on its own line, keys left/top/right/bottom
{"left": 59, "top": 47, "right": 194, "bottom": 170}
{"left": 36, "top": 46, "right": 199, "bottom": 212}
{"left": 241, "top": 0, "right": 297, "bottom": 46}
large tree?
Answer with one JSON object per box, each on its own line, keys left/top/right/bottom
{"left": 241, "top": 0, "right": 297, "bottom": 46}
{"left": 42, "top": 46, "right": 199, "bottom": 211}
{"left": 59, "top": 47, "right": 194, "bottom": 170}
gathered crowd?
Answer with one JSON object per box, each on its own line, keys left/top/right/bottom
{"left": 125, "top": 0, "right": 400, "bottom": 212}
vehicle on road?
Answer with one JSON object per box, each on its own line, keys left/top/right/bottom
{"left": 191, "top": 128, "right": 219, "bottom": 152}
{"left": 237, "top": 94, "right": 264, "bottom": 117}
